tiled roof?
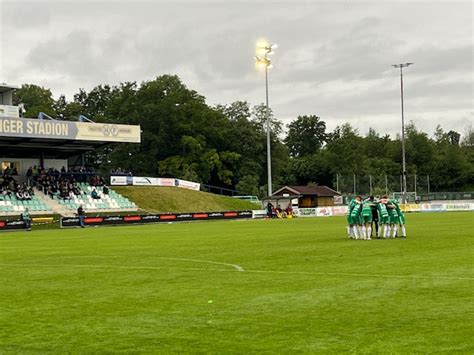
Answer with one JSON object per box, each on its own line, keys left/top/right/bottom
{"left": 273, "top": 185, "right": 340, "bottom": 197}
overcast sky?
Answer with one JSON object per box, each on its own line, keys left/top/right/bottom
{"left": 1, "top": 0, "right": 472, "bottom": 137}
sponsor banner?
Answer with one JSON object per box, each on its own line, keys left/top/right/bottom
{"left": 158, "top": 178, "right": 175, "bottom": 187}
{"left": 445, "top": 203, "right": 472, "bottom": 211}
{"left": 293, "top": 208, "right": 317, "bottom": 217}
{"left": 0, "top": 116, "right": 140, "bottom": 143}
{"left": 176, "top": 179, "right": 200, "bottom": 191}
{"left": 60, "top": 210, "right": 253, "bottom": 228}
{"left": 252, "top": 209, "right": 267, "bottom": 219}
{"left": 0, "top": 105, "right": 20, "bottom": 118}
{"left": 421, "top": 203, "right": 446, "bottom": 212}
{"left": 110, "top": 176, "right": 128, "bottom": 185}
{"left": 401, "top": 203, "right": 421, "bottom": 213}
{"left": 332, "top": 206, "right": 348, "bottom": 216}
{"left": 316, "top": 207, "right": 333, "bottom": 217}
{"left": 333, "top": 196, "right": 343, "bottom": 205}
{"left": 132, "top": 176, "right": 160, "bottom": 186}
{"left": 0, "top": 219, "right": 27, "bottom": 231}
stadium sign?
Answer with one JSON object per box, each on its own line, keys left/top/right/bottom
{"left": 0, "top": 116, "right": 141, "bottom": 143}
{"left": 0, "top": 105, "right": 20, "bottom": 118}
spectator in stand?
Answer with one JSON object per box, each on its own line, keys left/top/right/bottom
{"left": 26, "top": 167, "right": 33, "bottom": 185}
{"left": 91, "top": 187, "right": 101, "bottom": 200}
{"left": 23, "top": 189, "right": 32, "bottom": 200}
{"left": 102, "top": 185, "right": 109, "bottom": 195}
{"left": 61, "top": 166, "right": 66, "bottom": 173}
{"left": 16, "top": 190, "right": 24, "bottom": 201}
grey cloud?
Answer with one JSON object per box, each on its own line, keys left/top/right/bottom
{"left": 1, "top": 0, "right": 472, "bottom": 139}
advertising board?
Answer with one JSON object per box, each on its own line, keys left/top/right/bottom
{"left": 132, "top": 177, "right": 160, "bottom": 186}
{"left": 175, "top": 179, "right": 200, "bottom": 191}
{"left": 60, "top": 210, "right": 253, "bottom": 228}
{"left": 110, "top": 176, "right": 128, "bottom": 185}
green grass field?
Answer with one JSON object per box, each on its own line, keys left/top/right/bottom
{"left": 1, "top": 212, "right": 473, "bottom": 353}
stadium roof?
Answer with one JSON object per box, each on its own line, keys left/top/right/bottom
{"left": 0, "top": 84, "right": 19, "bottom": 93}
{"left": 0, "top": 135, "right": 112, "bottom": 158}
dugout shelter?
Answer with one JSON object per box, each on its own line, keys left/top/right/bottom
{"left": 270, "top": 185, "right": 341, "bottom": 208}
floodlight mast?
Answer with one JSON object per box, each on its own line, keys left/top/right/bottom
{"left": 392, "top": 62, "right": 414, "bottom": 204}
{"left": 255, "top": 43, "right": 277, "bottom": 197}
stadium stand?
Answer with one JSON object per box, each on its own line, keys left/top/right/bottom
{"left": 53, "top": 183, "right": 137, "bottom": 212}
{"left": 0, "top": 194, "right": 52, "bottom": 214}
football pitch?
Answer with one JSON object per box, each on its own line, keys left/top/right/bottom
{"left": 1, "top": 212, "right": 473, "bottom": 353}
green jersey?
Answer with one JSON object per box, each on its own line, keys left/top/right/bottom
{"left": 361, "top": 201, "right": 372, "bottom": 216}
{"left": 350, "top": 202, "right": 362, "bottom": 218}
{"left": 378, "top": 202, "right": 389, "bottom": 217}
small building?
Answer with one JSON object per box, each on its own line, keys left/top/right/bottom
{"left": 271, "top": 185, "right": 341, "bottom": 208}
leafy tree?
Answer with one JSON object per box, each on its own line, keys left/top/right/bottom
{"left": 13, "top": 84, "right": 56, "bottom": 118}
{"left": 284, "top": 115, "right": 327, "bottom": 157}
{"left": 251, "top": 103, "right": 283, "bottom": 137}
{"left": 236, "top": 175, "right": 260, "bottom": 196}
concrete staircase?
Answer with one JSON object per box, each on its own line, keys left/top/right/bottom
{"left": 35, "top": 190, "right": 75, "bottom": 217}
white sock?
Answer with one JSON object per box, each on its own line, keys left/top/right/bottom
{"left": 401, "top": 225, "right": 406, "bottom": 237}
{"left": 392, "top": 225, "right": 397, "bottom": 237}
{"left": 378, "top": 225, "right": 382, "bottom": 237}
{"left": 353, "top": 226, "right": 359, "bottom": 239}
{"left": 347, "top": 226, "right": 351, "bottom": 236}
{"left": 368, "top": 226, "right": 372, "bottom": 239}
{"left": 384, "top": 225, "right": 389, "bottom": 238}
{"left": 362, "top": 226, "right": 366, "bottom": 239}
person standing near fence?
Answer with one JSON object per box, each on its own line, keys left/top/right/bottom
{"left": 21, "top": 208, "right": 32, "bottom": 231}
{"left": 77, "top": 204, "right": 85, "bottom": 228}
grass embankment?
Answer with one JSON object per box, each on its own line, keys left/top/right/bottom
{"left": 113, "top": 186, "right": 258, "bottom": 213}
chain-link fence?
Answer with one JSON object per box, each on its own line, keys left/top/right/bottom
{"left": 335, "top": 174, "right": 433, "bottom": 196}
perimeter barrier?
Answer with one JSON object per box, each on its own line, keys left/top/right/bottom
{"left": 59, "top": 210, "right": 253, "bottom": 228}
{"left": 2, "top": 202, "right": 472, "bottom": 231}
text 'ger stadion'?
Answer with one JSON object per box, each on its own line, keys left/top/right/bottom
{"left": 0, "top": 116, "right": 141, "bottom": 143}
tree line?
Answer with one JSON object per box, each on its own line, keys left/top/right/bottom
{"left": 13, "top": 75, "right": 474, "bottom": 195}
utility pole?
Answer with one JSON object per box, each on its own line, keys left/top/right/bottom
{"left": 392, "top": 63, "right": 414, "bottom": 204}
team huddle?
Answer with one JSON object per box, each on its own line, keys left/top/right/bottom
{"left": 346, "top": 195, "right": 407, "bottom": 240}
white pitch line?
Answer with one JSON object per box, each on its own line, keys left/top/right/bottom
{"left": 242, "top": 269, "right": 474, "bottom": 281}
{"left": 0, "top": 255, "right": 245, "bottom": 272}
{"left": 0, "top": 263, "right": 233, "bottom": 273}
{"left": 156, "top": 257, "right": 245, "bottom": 272}
{"left": 0, "top": 263, "right": 472, "bottom": 281}
{"left": 52, "top": 255, "right": 246, "bottom": 272}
